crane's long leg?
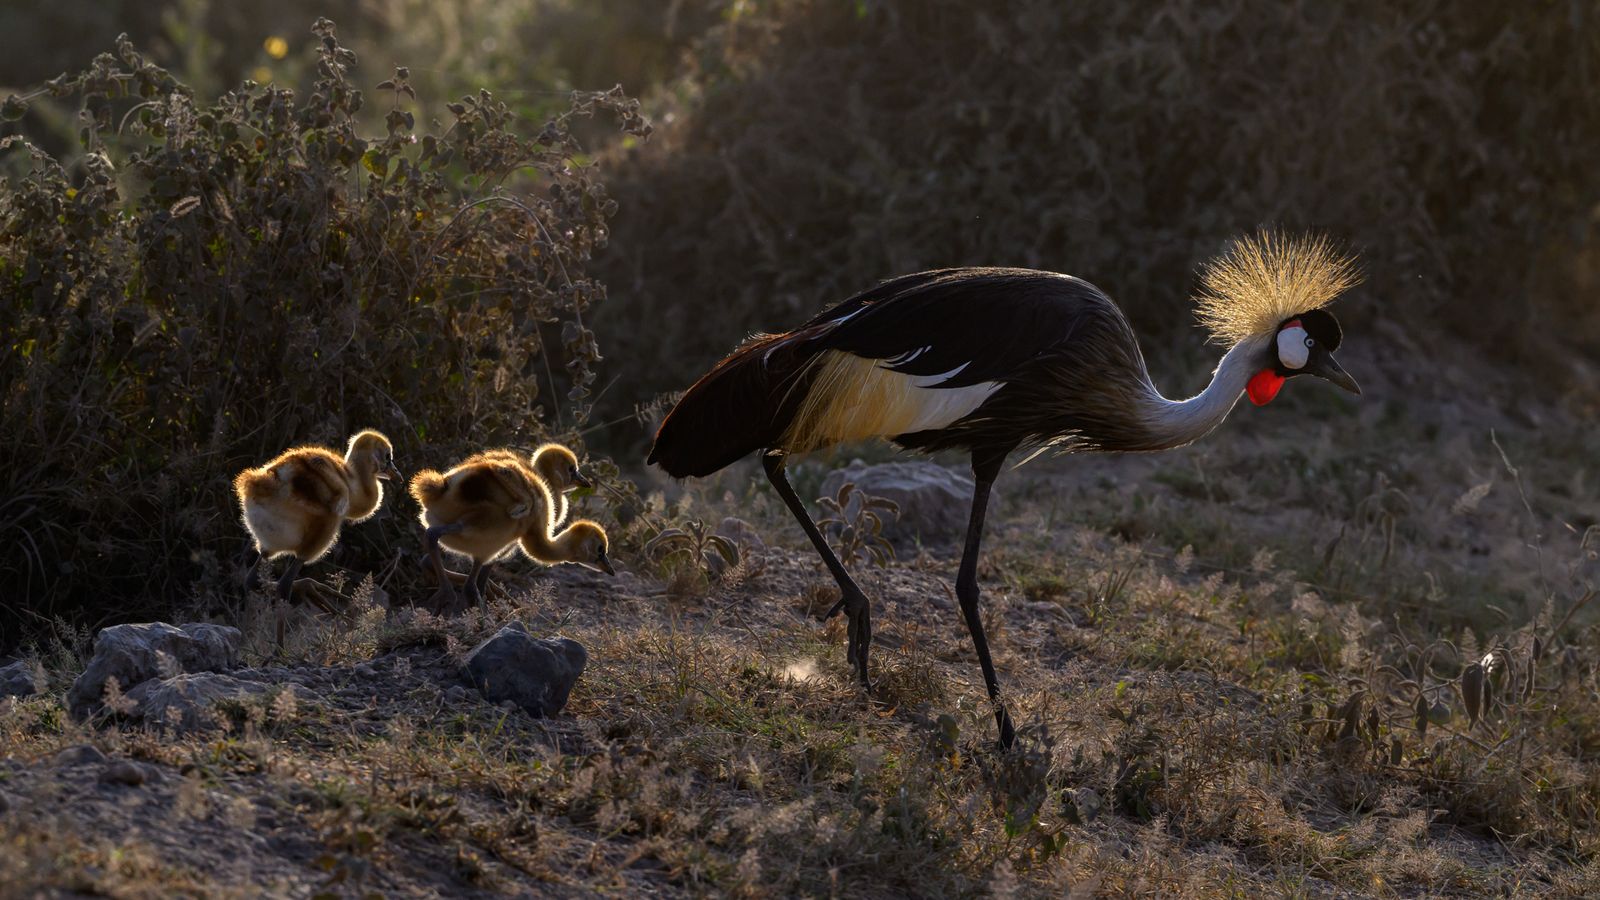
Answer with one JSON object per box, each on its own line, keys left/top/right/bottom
{"left": 959, "top": 449, "right": 1017, "bottom": 749}
{"left": 762, "top": 452, "right": 873, "bottom": 688}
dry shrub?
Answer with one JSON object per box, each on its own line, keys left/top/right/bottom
{"left": 600, "top": 0, "right": 1600, "bottom": 419}
{"left": 0, "top": 20, "right": 647, "bottom": 643}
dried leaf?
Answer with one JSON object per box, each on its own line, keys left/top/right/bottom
{"left": 1336, "top": 694, "right": 1361, "bottom": 742}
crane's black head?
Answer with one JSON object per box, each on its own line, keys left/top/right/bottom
{"left": 1246, "top": 309, "right": 1360, "bottom": 405}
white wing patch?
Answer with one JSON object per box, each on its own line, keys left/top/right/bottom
{"left": 783, "top": 350, "right": 1002, "bottom": 451}
{"left": 900, "top": 377, "right": 1003, "bottom": 432}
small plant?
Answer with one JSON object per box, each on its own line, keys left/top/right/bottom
{"left": 815, "top": 482, "right": 899, "bottom": 569}
{"left": 643, "top": 519, "right": 738, "bottom": 581}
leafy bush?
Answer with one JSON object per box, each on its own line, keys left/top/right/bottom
{"left": 599, "top": 0, "right": 1600, "bottom": 419}
{"left": 0, "top": 20, "right": 647, "bottom": 644}
{"left": 815, "top": 481, "right": 898, "bottom": 569}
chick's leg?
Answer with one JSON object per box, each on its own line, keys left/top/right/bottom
{"left": 273, "top": 557, "right": 303, "bottom": 649}
{"left": 464, "top": 560, "right": 487, "bottom": 614}
{"left": 425, "top": 523, "right": 467, "bottom": 614}
{"left": 241, "top": 547, "right": 263, "bottom": 593}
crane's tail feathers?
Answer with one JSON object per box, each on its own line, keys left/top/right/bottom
{"left": 408, "top": 469, "right": 447, "bottom": 505}
{"left": 647, "top": 333, "right": 819, "bottom": 478}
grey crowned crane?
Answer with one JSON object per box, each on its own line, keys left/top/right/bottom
{"left": 647, "top": 233, "right": 1360, "bottom": 747}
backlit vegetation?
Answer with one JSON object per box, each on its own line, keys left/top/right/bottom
{"left": 0, "top": 21, "right": 644, "bottom": 639}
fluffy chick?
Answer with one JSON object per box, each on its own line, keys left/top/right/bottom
{"left": 233, "top": 429, "right": 401, "bottom": 646}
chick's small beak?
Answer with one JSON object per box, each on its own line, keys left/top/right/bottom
{"left": 595, "top": 552, "right": 615, "bottom": 576}
{"left": 573, "top": 469, "right": 594, "bottom": 490}
{"left": 383, "top": 462, "right": 404, "bottom": 482}
{"left": 1309, "top": 353, "right": 1361, "bottom": 396}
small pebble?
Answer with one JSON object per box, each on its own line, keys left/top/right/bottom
{"left": 98, "top": 760, "right": 147, "bottom": 787}
{"left": 54, "top": 744, "right": 107, "bottom": 766}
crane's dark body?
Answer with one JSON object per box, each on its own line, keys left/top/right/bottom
{"left": 648, "top": 242, "right": 1363, "bottom": 749}
{"left": 648, "top": 268, "right": 1162, "bottom": 477}
{"left": 649, "top": 267, "right": 1177, "bottom": 749}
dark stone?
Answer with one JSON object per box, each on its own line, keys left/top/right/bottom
{"left": 818, "top": 460, "right": 997, "bottom": 547}
{"left": 0, "top": 660, "right": 37, "bottom": 699}
{"left": 54, "top": 744, "right": 107, "bottom": 766}
{"left": 68, "top": 622, "right": 242, "bottom": 720}
{"left": 98, "top": 760, "right": 149, "bottom": 787}
{"left": 463, "top": 622, "right": 587, "bottom": 718}
{"left": 716, "top": 517, "right": 766, "bottom": 555}
{"left": 124, "top": 673, "right": 273, "bottom": 733}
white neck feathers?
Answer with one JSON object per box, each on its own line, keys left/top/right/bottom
{"left": 1139, "top": 334, "right": 1269, "bottom": 450}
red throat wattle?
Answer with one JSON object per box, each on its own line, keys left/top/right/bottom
{"left": 1247, "top": 369, "right": 1285, "bottom": 406}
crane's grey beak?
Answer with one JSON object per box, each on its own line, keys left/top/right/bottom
{"left": 1308, "top": 354, "right": 1360, "bottom": 395}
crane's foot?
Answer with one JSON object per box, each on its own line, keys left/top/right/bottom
{"left": 839, "top": 589, "right": 874, "bottom": 693}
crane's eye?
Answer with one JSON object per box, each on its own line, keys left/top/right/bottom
{"left": 1304, "top": 337, "right": 1315, "bottom": 349}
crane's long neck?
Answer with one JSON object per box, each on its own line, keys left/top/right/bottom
{"left": 1138, "top": 334, "right": 1269, "bottom": 451}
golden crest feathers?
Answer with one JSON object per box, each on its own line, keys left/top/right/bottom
{"left": 1194, "top": 231, "right": 1360, "bottom": 345}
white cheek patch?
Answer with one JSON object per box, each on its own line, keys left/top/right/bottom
{"left": 1277, "top": 325, "right": 1310, "bottom": 370}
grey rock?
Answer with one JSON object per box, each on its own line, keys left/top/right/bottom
{"left": 716, "top": 517, "right": 766, "bottom": 556}
{"left": 68, "top": 622, "right": 242, "bottom": 719}
{"left": 98, "top": 760, "right": 148, "bottom": 787}
{"left": 819, "top": 460, "right": 994, "bottom": 546}
{"left": 464, "top": 622, "right": 586, "bottom": 718}
{"left": 54, "top": 744, "right": 107, "bottom": 766}
{"left": 124, "top": 672, "right": 271, "bottom": 733}
{"left": 0, "top": 660, "right": 38, "bottom": 699}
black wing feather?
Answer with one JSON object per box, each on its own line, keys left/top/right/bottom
{"left": 814, "top": 268, "right": 1114, "bottom": 388}
{"left": 649, "top": 266, "right": 1160, "bottom": 476}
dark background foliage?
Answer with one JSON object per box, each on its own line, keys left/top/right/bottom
{"left": 1, "top": 0, "right": 1597, "bottom": 644}
{"left": 0, "top": 18, "right": 644, "bottom": 644}
{"left": 598, "top": 0, "right": 1600, "bottom": 415}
